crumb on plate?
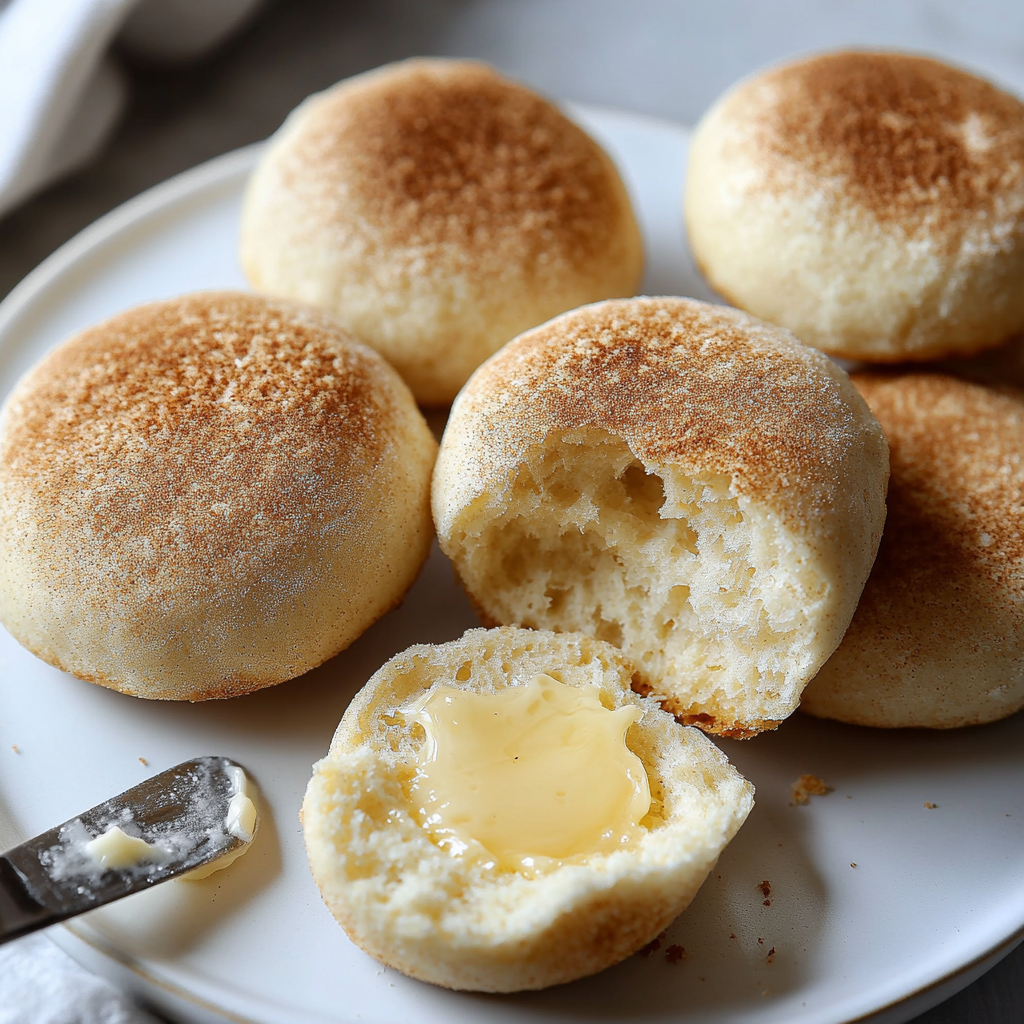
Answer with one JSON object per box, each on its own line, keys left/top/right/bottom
{"left": 638, "top": 930, "right": 667, "bottom": 958}
{"left": 791, "top": 773, "right": 834, "bottom": 804}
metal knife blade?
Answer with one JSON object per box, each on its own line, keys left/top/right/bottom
{"left": 0, "top": 755, "right": 256, "bottom": 944}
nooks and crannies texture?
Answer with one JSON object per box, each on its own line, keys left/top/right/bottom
{"left": 301, "top": 627, "right": 754, "bottom": 991}
{"left": 432, "top": 298, "right": 889, "bottom": 737}
{"left": 685, "top": 51, "right": 1024, "bottom": 361}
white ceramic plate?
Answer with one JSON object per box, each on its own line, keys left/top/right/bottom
{"left": 0, "top": 107, "right": 1022, "bottom": 1024}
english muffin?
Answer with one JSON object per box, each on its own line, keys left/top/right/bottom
{"left": 685, "top": 50, "right": 1024, "bottom": 362}
{"left": 432, "top": 297, "right": 889, "bottom": 737}
{"left": 0, "top": 292, "right": 437, "bottom": 700}
{"left": 937, "top": 330, "right": 1024, "bottom": 389}
{"left": 240, "top": 58, "right": 644, "bottom": 405}
{"left": 803, "top": 372, "right": 1024, "bottom": 728}
{"left": 301, "top": 626, "right": 754, "bottom": 991}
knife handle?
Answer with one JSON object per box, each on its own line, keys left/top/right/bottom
{"left": 0, "top": 856, "right": 59, "bottom": 944}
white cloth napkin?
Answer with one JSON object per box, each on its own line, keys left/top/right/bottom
{"left": 0, "top": 933, "right": 161, "bottom": 1024}
{"left": 0, "top": 0, "right": 264, "bottom": 219}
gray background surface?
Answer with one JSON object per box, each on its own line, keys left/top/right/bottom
{"left": 1, "top": 1, "right": 1022, "bottom": 1021}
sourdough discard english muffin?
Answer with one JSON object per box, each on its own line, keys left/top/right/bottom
{"left": 0, "top": 292, "right": 437, "bottom": 700}
{"left": 433, "top": 297, "right": 889, "bottom": 737}
{"left": 937, "top": 330, "right": 1024, "bottom": 390}
{"left": 240, "top": 58, "right": 644, "bottom": 405}
{"left": 301, "top": 627, "right": 753, "bottom": 992}
{"left": 803, "top": 372, "right": 1024, "bottom": 729}
{"left": 685, "top": 51, "right": 1024, "bottom": 362}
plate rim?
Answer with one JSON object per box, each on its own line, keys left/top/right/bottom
{"left": 0, "top": 142, "right": 263, "bottom": 346}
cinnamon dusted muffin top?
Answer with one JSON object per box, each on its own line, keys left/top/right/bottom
{"left": 745, "top": 51, "right": 1024, "bottom": 239}
{"left": 0, "top": 291, "right": 437, "bottom": 700}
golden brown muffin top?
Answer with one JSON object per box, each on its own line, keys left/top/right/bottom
{"left": 853, "top": 371, "right": 1024, "bottom": 595}
{"left": 743, "top": 51, "right": 1024, "bottom": 229}
{"left": 441, "top": 297, "right": 886, "bottom": 529}
{"left": 0, "top": 292, "right": 393, "bottom": 589}
{"left": 276, "top": 59, "right": 629, "bottom": 274}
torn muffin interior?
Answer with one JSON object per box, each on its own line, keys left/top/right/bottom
{"left": 302, "top": 626, "right": 755, "bottom": 992}
{"left": 451, "top": 430, "right": 831, "bottom": 735}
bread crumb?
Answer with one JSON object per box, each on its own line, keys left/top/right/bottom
{"left": 138, "top": 757, "right": 148, "bottom": 766}
{"left": 758, "top": 879, "right": 771, "bottom": 905}
{"left": 11, "top": 745, "right": 19, "bottom": 754}
{"left": 851, "top": 862, "right": 857, "bottom": 868}
{"left": 730, "top": 932, "right": 737, "bottom": 939}
{"left": 925, "top": 801, "right": 938, "bottom": 809}
{"left": 766, "top": 946, "right": 776, "bottom": 964}
{"left": 791, "top": 774, "right": 834, "bottom": 804}
{"left": 665, "top": 945, "right": 687, "bottom": 963}
{"left": 758, "top": 937, "right": 764, "bottom": 945}
{"left": 638, "top": 930, "right": 667, "bottom": 958}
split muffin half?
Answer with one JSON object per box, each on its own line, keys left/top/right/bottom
{"left": 302, "top": 627, "right": 753, "bottom": 991}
